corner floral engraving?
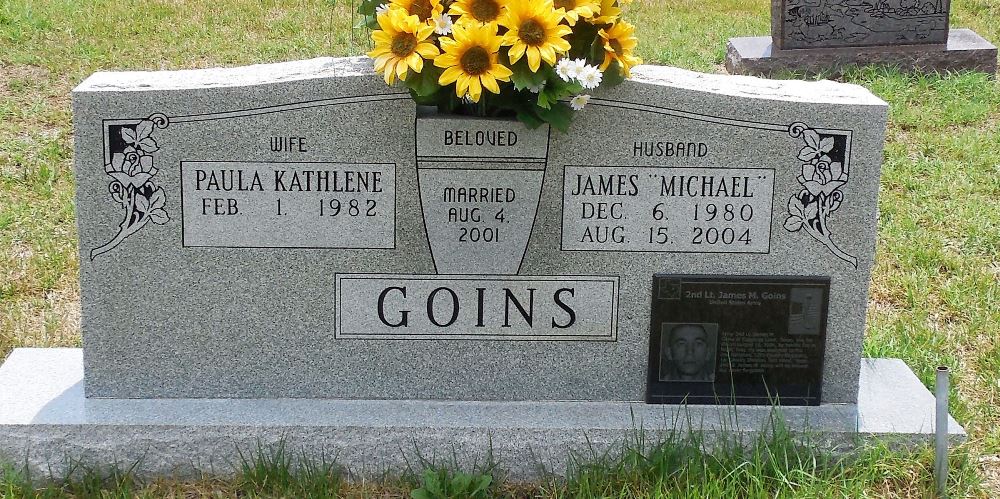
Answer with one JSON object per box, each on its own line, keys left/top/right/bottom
{"left": 91, "top": 113, "right": 170, "bottom": 260}
{"left": 783, "top": 122, "right": 858, "bottom": 268}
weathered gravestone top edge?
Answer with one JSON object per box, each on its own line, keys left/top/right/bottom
{"left": 74, "top": 56, "right": 887, "bottom": 109}
{"left": 73, "top": 56, "right": 375, "bottom": 92}
{"left": 628, "top": 64, "right": 886, "bottom": 106}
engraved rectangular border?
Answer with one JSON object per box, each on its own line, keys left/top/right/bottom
{"left": 413, "top": 115, "right": 551, "bottom": 160}
{"left": 559, "top": 165, "right": 776, "bottom": 254}
{"left": 334, "top": 273, "right": 620, "bottom": 341}
{"left": 179, "top": 160, "right": 397, "bottom": 250}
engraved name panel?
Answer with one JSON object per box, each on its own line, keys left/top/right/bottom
{"left": 336, "top": 274, "right": 619, "bottom": 341}
{"left": 180, "top": 161, "right": 395, "bottom": 248}
{"left": 561, "top": 166, "right": 774, "bottom": 253}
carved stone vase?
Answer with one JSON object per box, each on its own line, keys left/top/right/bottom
{"left": 414, "top": 109, "right": 550, "bottom": 275}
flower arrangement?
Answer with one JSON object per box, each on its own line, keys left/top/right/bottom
{"left": 358, "top": 0, "right": 640, "bottom": 131}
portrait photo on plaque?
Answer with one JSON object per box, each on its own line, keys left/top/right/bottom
{"left": 646, "top": 274, "right": 830, "bottom": 406}
{"left": 658, "top": 323, "right": 718, "bottom": 382}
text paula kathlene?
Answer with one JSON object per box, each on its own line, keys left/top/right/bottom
{"left": 193, "top": 168, "right": 384, "bottom": 193}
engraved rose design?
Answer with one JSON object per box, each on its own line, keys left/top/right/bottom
{"left": 783, "top": 123, "right": 857, "bottom": 269}
{"left": 122, "top": 119, "right": 160, "bottom": 155}
{"left": 105, "top": 152, "right": 156, "bottom": 190}
{"left": 91, "top": 114, "right": 170, "bottom": 260}
{"left": 800, "top": 156, "right": 847, "bottom": 195}
{"left": 796, "top": 129, "right": 848, "bottom": 197}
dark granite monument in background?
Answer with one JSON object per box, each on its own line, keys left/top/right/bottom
{"left": 728, "top": 0, "right": 997, "bottom": 76}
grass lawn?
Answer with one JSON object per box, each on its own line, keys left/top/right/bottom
{"left": 1, "top": 0, "right": 999, "bottom": 496}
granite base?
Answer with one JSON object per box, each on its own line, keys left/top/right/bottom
{"left": 726, "top": 29, "right": 997, "bottom": 77}
{"left": 0, "top": 349, "right": 965, "bottom": 480}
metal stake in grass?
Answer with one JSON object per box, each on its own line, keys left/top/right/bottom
{"left": 935, "top": 365, "right": 950, "bottom": 499}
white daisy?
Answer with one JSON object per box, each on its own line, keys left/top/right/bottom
{"left": 570, "top": 58, "right": 588, "bottom": 79}
{"left": 528, "top": 81, "right": 545, "bottom": 93}
{"left": 432, "top": 13, "right": 453, "bottom": 35}
{"left": 570, "top": 94, "right": 590, "bottom": 110}
{"left": 555, "top": 58, "right": 574, "bottom": 82}
{"left": 578, "top": 65, "right": 602, "bottom": 89}
{"left": 375, "top": 3, "right": 390, "bottom": 16}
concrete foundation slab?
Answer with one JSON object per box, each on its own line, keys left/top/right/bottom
{"left": 0, "top": 349, "right": 965, "bottom": 480}
{"left": 726, "top": 29, "right": 997, "bottom": 77}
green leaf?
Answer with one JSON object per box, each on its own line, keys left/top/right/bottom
{"left": 410, "top": 90, "right": 438, "bottom": 106}
{"left": 405, "top": 65, "right": 444, "bottom": 97}
{"left": 589, "top": 37, "right": 603, "bottom": 62}
{"left": 602, "top": 60, "right": 626, "bottom": 87}
{"left": 564, "top": 80, "right": 584, "bottom": 95}
{"left": 452, "top": 472, "right": 472, "bottom": 492}
{"left": 357, "top": 0, "right": 380, "bottom": 15}
{"left": 548, "top": 76, "right": 583, "bottom": 98}
{"left": 567, "top": 21, "right": 601, "bottom": 60}
{"left": 509, "top": 60, "right": 547, "bottom": 91}
{"left": 425, "top": 470, "right": 444, "bottom": 495}
{"left": 537, "top": 102, "right": 574, "bottom": 133}
{"left": 472, "top": 474, "right": 492, "bottom": 494}
{"left": 536, "top": 89, "right": 553, "bottom": 109}
{"left": 516, "top": 108, "right": 545, "bottom": 129}
{"left": 536, "top": 74, "right": 584, "bottom": 110}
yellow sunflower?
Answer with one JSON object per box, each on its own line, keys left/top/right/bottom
{"left": 435, "top": 22, "right": 513, "bottom": 102}
{"left": 552, "top": 0, "right": 599, "bottom": 26}
{"left": 500, "top": 0, "right": 572, "bottom": 72}
{"left": 598, "top": 20, "right": 641, "bottom": 77}
{"left": 390, "top": 0, "right": 444, "bottom": 23}
{"left": 368, "top": 8, "right": 440, "bottom": 84}
{"left": 590, "top": 0, "right": 620, "bottom": 24}
{"left": 448, "top": 0, "right": 505, "bottom": 25}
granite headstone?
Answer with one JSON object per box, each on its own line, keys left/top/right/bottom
{"left": 775, "top": 0, "right": 951, "bottom": 50}
{"left": 728, "top": 0, "right": 997, "bottom": 76}
{"left": 56, "top": 57, "right": 886, "bottom": 406}
{"left": 3, "top": 57, "right": 965, "bottom": 480}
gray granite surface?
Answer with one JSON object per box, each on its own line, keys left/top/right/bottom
{"left": 772, "top": 0, "right": 951, "bottom": 50}
{"left": 729, "top": 29, "right": 998, "bottom": 77}
{"left": 0, "top": 349, "right": 965, "bottom": 480}
{"left": 72, "top": 57, "right": 887, "bottom": 403}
